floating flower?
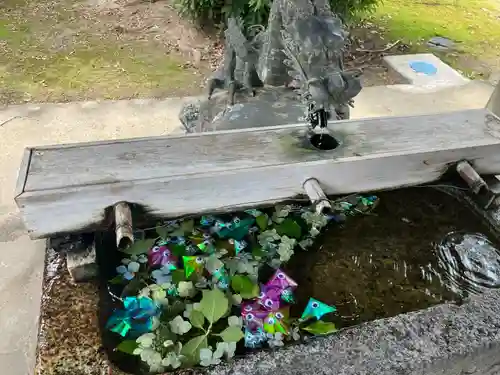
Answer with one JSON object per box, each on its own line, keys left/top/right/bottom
{"left": 116, "top": 260, "right": 140, "bottom": 281}
{"left": 301, "top": 211, "right": 328, "bottom": 229}
{"left": 277, "top": 236, "right": 297, "bottom": 261}
{"left": 277, "top": 242, "right": 295, "bottom": 262}
{"left": 169, "top": 315, "right": 192, "bottom": 335}
{"left": 228, "top": 315, "right": 243, "bottom": 327}
{"left": 214, "top": 342, "right": 236, "bottom": 359}
{"left": 135, "top": 333, "right": 155, "bottom": 349}
{"left": 151, "top": 265, "right": 174, "bottom": 285}
{"left": 290, "top": 327, "right": 301, "bottom": 341}
{"left": 272, "top": 205, "right": 293, "bottom": 223}
{"left": 161, "top": 351, "right": 183, "bottom": 369}
{"left": 298, "top": 238, "right": 314, "bottom": 250}
{"left": 231, "top": 294, "right": 242, "bottom": 306}
{"left": 183, "top": 302, "right": 201, "bottom": 319}
{"left": 199, "top": 347, "right": 223, "bottom": 367}
{"left": 309, "top": 226, "right": 321, "bottom": 237}
{"left": 257, "top": 229, "right": 281, "bottom": 249}
{"left": 146, "top": 284, "right": 169, "bottom": 306}
{"left": 267, "top": 332, "right": 285, "bottom": 348}
{"left": 122, "top": 254, "right": 148, "bottom": 265}
{"left": 178, "top": 281, "right": 196, "bottom": 298}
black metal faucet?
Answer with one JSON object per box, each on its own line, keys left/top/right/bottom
{"left": 307, "top": 104, "right": 330, "bottom": 130}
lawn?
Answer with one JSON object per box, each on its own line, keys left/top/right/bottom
{"left": 0, "top": 0, "right": 210, "bottom": 104}
{"left": 370, "top": 0, "right": 500, "bottom": 77}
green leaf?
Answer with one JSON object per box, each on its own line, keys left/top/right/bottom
{"left": 189, "top": 310, "right": 205, "bottom": 329}
{"left": 180, "top": 335, "right": 208, "bottom": 361}
{"left": 109, "top": 275, "right": 124, "bottom": 285}
{"left": 120, "top": 238, "right": 155, "bottom": 255}
{"left": 231, "top": 275, "right": 259, "bottom": 299}
{"left": 256, "top": 214, "right": 269, "bottom": 230}
{"left": 120, "top": 277, "right": 143, "bottom": 298}
{"left": 171, "top": 244, "right": 187, "bottom": 257}
{"left": 251, "top": 246, "right": 267, "bottom": 259}
{"left": 181, "top": 219, "right": 195, "bottom": 233}
{"left": 199, "top": 288, "right": 229, "bottom": 324}
{"left": 172, "top": 269, "right": 187, "bottom": 284}
{"left": 116, "top": 340, "right": 139, "bottom": 355}
{"left": 156, "top": 226, "right": 169, "bottom": 239}
{"left": 302, "top": 320, "right": 338, "bottom": 335}
{"left": 218, "top": 326, "right": 244, "bottom": 343}
{"left": 276, "top": 218, "right": 302, "bottom": 239}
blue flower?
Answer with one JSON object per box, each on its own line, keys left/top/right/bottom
{"left": 106, "top": 296, "right": 160, "bottom": 337}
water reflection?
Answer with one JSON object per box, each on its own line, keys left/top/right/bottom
{"left": 287, "top": 189, "right": 500, "bottom": 329}
{"left": 435, "top": 232, "right": 500, "bottom": 296}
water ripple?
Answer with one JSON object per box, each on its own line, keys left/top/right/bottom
{"left": 435, "top": 232, "right": 500, "bottom": 296}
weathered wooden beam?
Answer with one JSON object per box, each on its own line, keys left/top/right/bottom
{"left": 14, "top": 108, "right": 500, "bottom": 239}
{"left": 487, "top": 80, "right": 500, "bottom": 118}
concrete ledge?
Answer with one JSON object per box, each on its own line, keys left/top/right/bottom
{"left": 206, "top": 289, "right": 500, "bottom": 375}
{"left": 384, "top": 53, "right": 469, "bottom": 90}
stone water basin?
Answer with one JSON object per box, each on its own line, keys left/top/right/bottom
{"left": 36, "top": 187, "right": 500, "bottom": 375}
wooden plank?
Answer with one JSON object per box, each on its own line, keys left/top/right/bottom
{"left": 14, "top": 149, "right": 32, "bottom": 198}
{"left": 487, "top": 80, "right": 500, "bottom": 118}
{"left": 15, "top": 108, "right": 500, "bottom": 239}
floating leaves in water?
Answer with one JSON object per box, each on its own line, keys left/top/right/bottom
{"left": 302, "top": 321, "right": 337, "bottom": 335}
{"left": 435, "top": 231, "right": 500, "bottom": 296}
{"left": 106, "top": 195, "right": 380, "bottom": 371}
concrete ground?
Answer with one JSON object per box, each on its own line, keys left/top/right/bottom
{"left": 0, "top": 81, "right": 495, "bottom": 375}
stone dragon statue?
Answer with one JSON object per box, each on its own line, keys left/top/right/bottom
{"left": 179, "top": 0, "right": 363, "bottom": 132}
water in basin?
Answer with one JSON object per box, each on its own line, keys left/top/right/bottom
{"left": 97, "top": 187, "right": 500, "bottom": 374}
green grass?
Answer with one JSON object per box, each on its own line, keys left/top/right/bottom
{"left": 0, "top": 0, "right": 205, "bottom": 104}
{"left": 370, "top": 0, "right": 500, "bottom": 74}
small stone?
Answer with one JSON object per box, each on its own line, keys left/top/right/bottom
{"left": 66, "top": 241, "right": 99, "bottom": 282}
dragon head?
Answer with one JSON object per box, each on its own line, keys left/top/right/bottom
{"left": 281, "top": 15, "right": 362, "bottom": 119}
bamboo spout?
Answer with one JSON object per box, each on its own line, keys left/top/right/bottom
{"left": 303, "top": 178, "right": 332, "bottom": 214}
{"left": 456, "top": 161, "right": 487, "bottom": 194}
{"left": 114, "top": 202, "right": 134, "bottom": 249}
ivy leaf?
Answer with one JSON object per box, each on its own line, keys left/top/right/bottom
{"left": 189, "top": 310, "right": 205, "bottom": 329}
{"left": 256, "top": 214, "right": 269, "bottom": 230}
{"left": 120, "top": 277, "right": 143, "bottom": 298}
{"left": 181, "top": 219, "right": 195, "bottom": 233}
{"left": 116, "top": 340, "right": 139, "bottom": 355}
{"left": 120, "top": 239, "right": 155, "bottom": 255}
{"left": 231, "top": 275, "right": 259, "bottom": 299}
{"left": 171, "top": 244, "right": 187, "bottom": 257}
{"left": 156, "top": 226, "right": 169, "bottom": 239}
{"left": 180, "top": 335, "right": 208, "bottom": 361}
{"left": 198, "top": 289, "right": 229, "bottom": 324}
{"left": 218, "top": 326, "right": 244, "bottom": 343}
{"left": 251, "top": 246, "right": 267, "bottom": 260}
{"left": 276, "top": 218, "right": 302, "bottom": 239}
{"left": 109, "top": 275, "right": 124, "bottom": 285}
{"left": 302, "top": 321, "right": 338, "bottom": 335}
{"left": 172, "top": 269, "right": 187, "bottom": 284}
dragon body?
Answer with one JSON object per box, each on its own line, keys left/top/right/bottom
{"left": 207, "top": 0, "right": 362, "bottom": 121}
